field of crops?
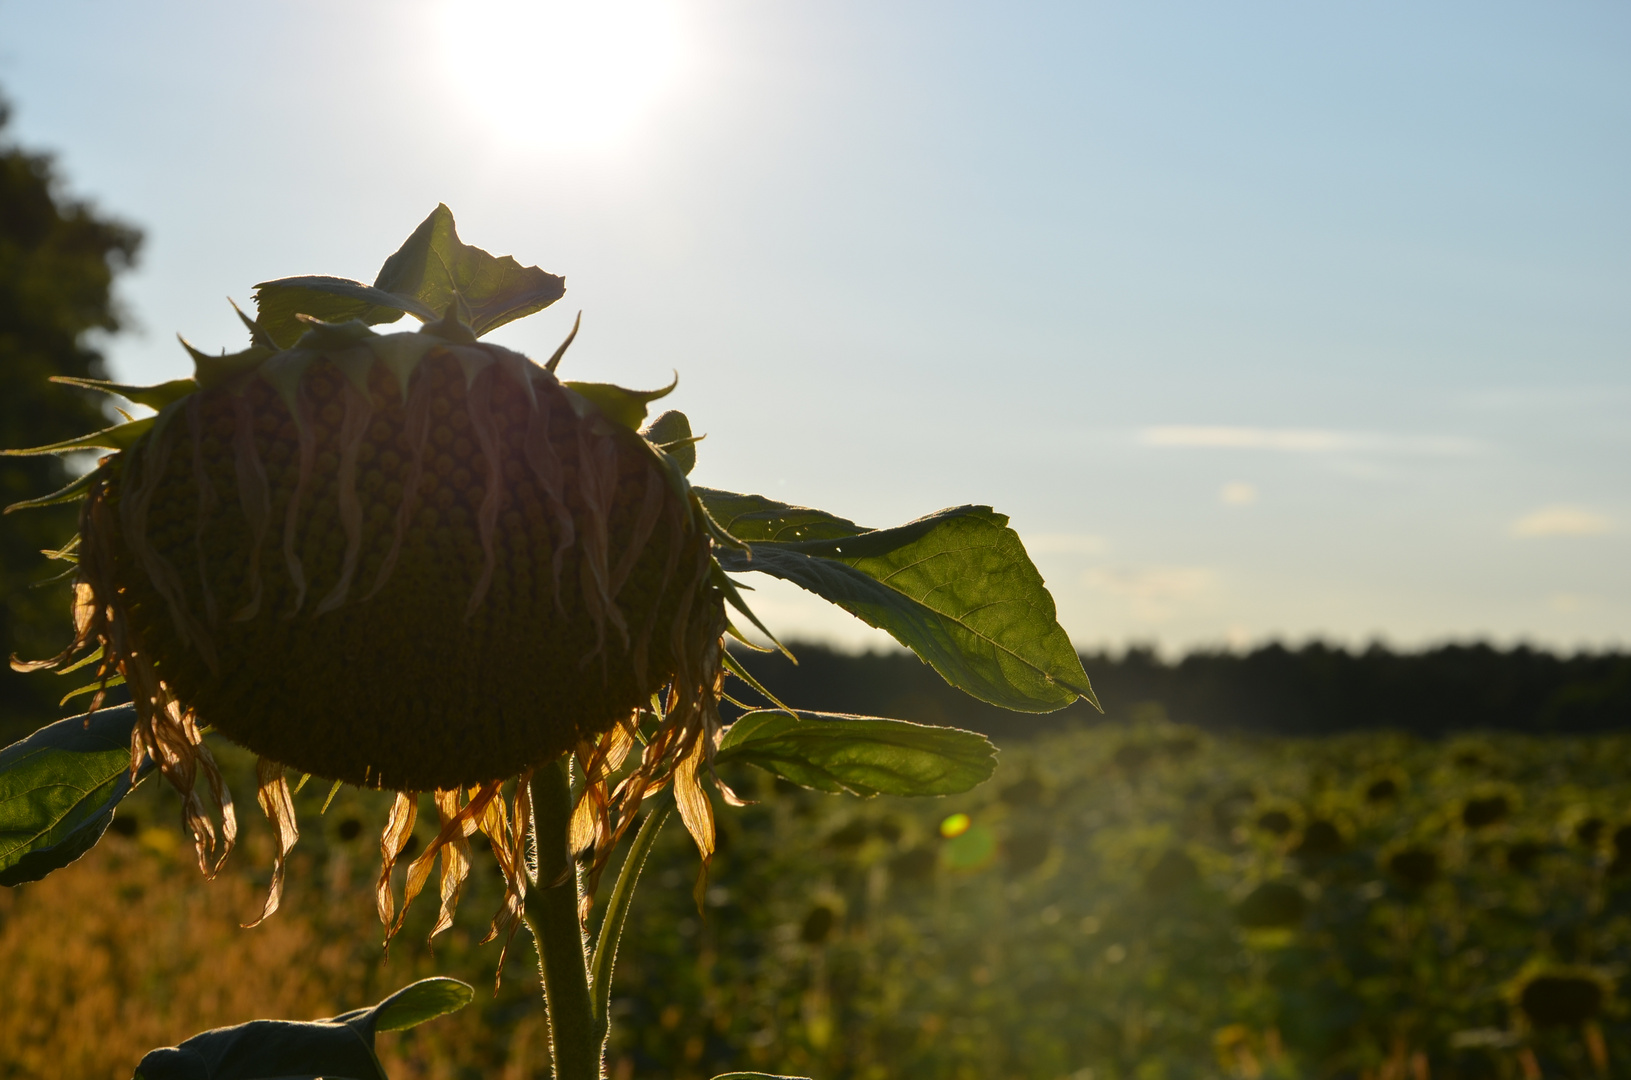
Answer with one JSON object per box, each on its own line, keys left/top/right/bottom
{"left": 6, "top": 714, "right": 1631, "bottom": 1079}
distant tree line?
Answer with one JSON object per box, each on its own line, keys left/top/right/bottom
{"left": 732, "top": 640, "right": 1631, "bottom": 743}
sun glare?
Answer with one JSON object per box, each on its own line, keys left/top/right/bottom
{"left": 437, "top": 0, "right": 687, "bottom": 151}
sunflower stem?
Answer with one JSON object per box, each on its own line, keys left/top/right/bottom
{"left": 526, "top": 758, "right": 602, "bottom": 1080}
{"left": 588, "top": 793, "right": 673, "bottom": 1047}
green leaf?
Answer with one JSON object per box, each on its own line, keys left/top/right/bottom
{"left": 253, "top": 206, "right": 566, "bottom": 348}
{"left": 132, "top": 977, "right": 473, "bottom": 1080}
{"left": 708, "top": 497, "right": 1096, "bottom": 713}
{"left": 0, "top": 705, "right": 149, "bottom": 887}
{"left": 250, "top": 275, "right": 434, "bottom": 350}
{"left": 695, "top": 487, "right": 865, "bottom": 543}
{"left": 372, "top": 203, "right": 565, "bottom": 338}
{"left": 716, "top": 710, "right": 996, "bottom": 797}
{"left": 352, "top": 977, "right": 475, "bottom": 1034}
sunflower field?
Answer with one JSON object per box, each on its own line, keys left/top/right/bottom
{"left": 5, "top": 706, "right": 1631, "bottom": 1079}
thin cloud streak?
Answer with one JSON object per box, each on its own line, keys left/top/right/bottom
{"left": 1510, "top": 506, "right": 1613, "bottom": 538}
{"left": 1140, "top": 426, "right": 1482, "bottom": 456}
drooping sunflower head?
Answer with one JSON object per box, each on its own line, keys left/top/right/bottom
{"left": 8, "top": 206, "right": 731, "bottom": 944}
{"left": 83, "top": 328, "right": 713, "bottom": 791}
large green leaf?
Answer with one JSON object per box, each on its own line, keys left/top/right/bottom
{"left": 0, "top": 705, "right": 149, "bottom": 887}
{"left": 702, "top": 492, "right": 1096, "bottom": 714}
{"left": 716, "top": 710, "right": 996, "bottom": 797}
{"left": 132, "top": 977, "right": 473, "bottom": 1080}
{"left": 253, "top": 205, "right": 565, "bottom": 347}
{"left": 374, "top": 204, "right": 565, "bottom": 337}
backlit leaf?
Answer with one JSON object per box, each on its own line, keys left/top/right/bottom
{"left": 716, "top": 710, "right": 996, "bottom": 797}
{"left": 253, "top": 205, "right": 566, "bottom": 348}
{"left": 695, "top": 488, "right": 864, "bottom": 543}
{"left": 0, "top": 705, "right": 149, "bottom": 887}
{"left": 251, "top": 275, "right": 433, "bottom": 349}
{"left": 372, "top": 203, "right": 565, "bottom": 338}
{"left": 707, "top": 496, "right": 1096, "bottom": 713}
{"left": 349, "top": 977, "right": 475, "bottom": 1034}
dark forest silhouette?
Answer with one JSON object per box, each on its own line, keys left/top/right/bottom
{"left": 733, "top": 639, "right": 1631, "bottom": 743}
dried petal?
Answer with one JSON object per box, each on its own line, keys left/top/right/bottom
{"left": 244, "top": 757, "right": 298, "bottom": 927}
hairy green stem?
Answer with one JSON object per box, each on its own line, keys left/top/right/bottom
{"left": 526, "top": 759, "right": 601, "bottom": 1080}
{"left": 588, "top": 794, "right": 673, "bottom": 1046}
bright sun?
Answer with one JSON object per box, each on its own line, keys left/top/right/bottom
{"left": 437, "top": 0, "right": 687, "bottom": 152}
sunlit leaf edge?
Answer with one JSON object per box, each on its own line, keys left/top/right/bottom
{"left": 0, "top": 704, "right": 148, "bottom": 887}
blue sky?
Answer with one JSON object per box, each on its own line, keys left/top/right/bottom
{"left": 2, "top": 1, "right": 1627, "bottom": 654}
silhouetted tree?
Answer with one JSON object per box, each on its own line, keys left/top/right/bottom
{"left": 0, "top": 94, "right": 142, "bottom": 738}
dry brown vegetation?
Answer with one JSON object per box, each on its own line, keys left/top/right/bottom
{"left": 0, "top": 820, "right": 546, "bottom": 1079}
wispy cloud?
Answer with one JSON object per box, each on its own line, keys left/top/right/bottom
{"left": 1219, "top": 481, "right": 1258, "bottom": 505}
{"left": 1510, "top": 506, "right": 1612, "bottom": 538}
{"left": 1139, "top": 426, "right": 1480, "bottom": 456}
{"left": 1083, "top": 565, "right": 1216, "bottom": 622}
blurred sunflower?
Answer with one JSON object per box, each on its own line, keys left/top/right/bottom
{"left": 5, "top": 208, "right": 737, "bottom": 959}
{"left": 1509, "top": 966, "right": 1614, "bottom": 1029}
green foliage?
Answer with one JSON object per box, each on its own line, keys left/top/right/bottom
{"left": 131, "top": 977, "right": 472, "bottom": 1080}
{"left": 0, "top": 100, "right": 141, "bottom": 741}
{"left": 250, "top": 275, "right": 434, "bottom": 347}
{"left": 701, "top": 490, "right": 1096, "bottom": 714}
{"left": 604, "top": 722, "right": 1631, "bottom": 1079}
{"left": 252, "top": 204, "right": 565, "bottom": 346}
{"left": 346, "top": 978, "right": 476, "bottom": 1035}
{"left": 717, "top": 711, "right": 995, "bottom": 797}
{"left": 0, "top": 704, "right": 145, "bottom": 886}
